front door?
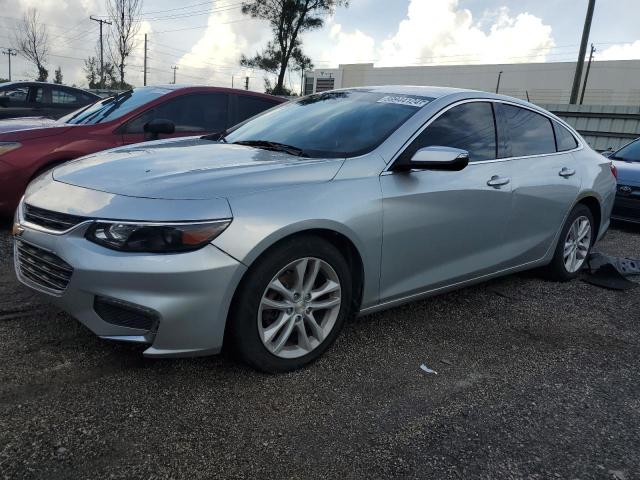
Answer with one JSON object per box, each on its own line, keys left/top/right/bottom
{"left": 120, "top": 92, "right": 229, "bottom": 144}
{"left": 379, "top": 101, "right": 514, "bottom": 303}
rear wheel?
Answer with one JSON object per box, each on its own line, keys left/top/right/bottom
{"left": 229, "top": 236, "right": 353, "bottom": 373}
{"left": 546, "top": 204, "right": 594, "bottom": 281}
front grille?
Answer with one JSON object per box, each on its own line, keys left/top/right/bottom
{"left": 23, "top": 204, "right": 86, "bottom": 232}
{"left": 15, "top": 240, "right": 73, "bottom": 293}
{"left": 94, "top": 297, "right": 158, "bottom": 331}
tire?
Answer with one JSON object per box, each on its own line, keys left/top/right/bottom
{"left": 545, "top": 203, "right": 595, "bottom": 281}
{"left": 228, "top": 235, "right": 353, "bottom": 373}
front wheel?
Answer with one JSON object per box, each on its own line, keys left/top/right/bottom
{"left": 228, "top": 236, "right": 353, "bottom": 373}
{"left": 546, "top": 204, "right": 594, "bottom": 281}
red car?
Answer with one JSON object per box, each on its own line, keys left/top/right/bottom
{"left": 0, "top": 85, "right": 286, "bottom": 216}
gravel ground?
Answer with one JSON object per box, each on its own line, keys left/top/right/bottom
{"left": 0, "top": 221, "right": 639, "bottom": 480}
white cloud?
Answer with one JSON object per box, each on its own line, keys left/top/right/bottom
{"left": 597, "top": 40, "right": 640, "bottom": 61}
{"left": 315, "top": 0, "right": 555, "bottom": 67}
{"left": 175, "top": 8, "right": 271, "bottom": 89}
{"left": 317, "top": 22, "right": 376, "bottom": 66}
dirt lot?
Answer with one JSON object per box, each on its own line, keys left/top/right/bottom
{"left": 0, "top": 221, "right": 639, "bottom": 480}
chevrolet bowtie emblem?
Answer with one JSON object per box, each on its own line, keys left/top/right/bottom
{"left": 12, "top": 222, "right": 25, "bottom": 237}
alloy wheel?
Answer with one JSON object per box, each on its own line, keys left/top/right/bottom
{"left": 258, "top": 257, "right": 342, "bottom": 359}
{"left": 563, "top": 215, "right": 591, "bottom": 273}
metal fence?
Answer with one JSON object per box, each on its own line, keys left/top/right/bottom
{"left": 540, "top": 103, "right": 640, "bottom": 152}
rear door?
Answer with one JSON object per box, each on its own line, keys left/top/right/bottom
{"left": 496, "top": 103, "right": 581, "bottom": 265}
{"left": 379, "top": 101, "right": 514, "bottom": 302}
{"left": 120, "top": 92, "right": 230, "bottom": 144}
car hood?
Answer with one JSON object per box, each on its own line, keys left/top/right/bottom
{"left": 52, "top": 139, "right": 345, "bottom": 200}
{"left": 0, "top": 116, "right": 58, "bottom": 133}
{"left": 613, "top": 159, "right": 640, "bottom": 186}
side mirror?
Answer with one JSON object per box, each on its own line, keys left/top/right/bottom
{"left": 601, "top": 150, "right": 614, "bottom": 158}
{"left": 143, "top": 118, "right": 175, "bottom": 141}
{"left": 395, "top": 146, "right": 470, "bottom": 172}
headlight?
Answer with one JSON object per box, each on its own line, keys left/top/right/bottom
{"left": 0, "top": 142, "right": 21, "bottom": 156}
{"left": 85, "top": 220, "right": 231, "bottom": 253}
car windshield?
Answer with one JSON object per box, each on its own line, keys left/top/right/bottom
{"left": 224, "top": 90, "right": 432, "bottom": 158}
{"left": 613, "top": 139, "right": 640, "bottom": 162}
{"left": 58, "top": 87, "right": 171, "bottom": 125}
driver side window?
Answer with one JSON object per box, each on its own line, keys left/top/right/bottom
{"left": 400, "top": 102, "right": 497, "bottom": 163}
{"left": 122, "top": 93, "right": 229, "bottom": 134}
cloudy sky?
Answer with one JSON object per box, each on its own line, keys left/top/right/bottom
{"left": 0, "top": 0, "right": 638, "bottom": 92}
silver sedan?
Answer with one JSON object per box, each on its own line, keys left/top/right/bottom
{"left": 14, "top": 86, "right": 617, "bottom": 372}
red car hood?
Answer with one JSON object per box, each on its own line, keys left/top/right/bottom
{"left": 0, "top": 116, "right": 60, "bottom": 133}
{"left": 0, "top": 117, "right": 75, "bottom": 140}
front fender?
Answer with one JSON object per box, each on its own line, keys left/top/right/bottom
{"left": 214, "top": 178, "right": 383, "bottom": 309}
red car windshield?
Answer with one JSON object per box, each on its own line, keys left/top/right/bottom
{"left": 58, "top": 87, "right": 171, "bottom": 125}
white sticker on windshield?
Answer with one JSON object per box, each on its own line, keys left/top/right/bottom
{"left": 377, "top": 95, "right": 430, "bottom": 108}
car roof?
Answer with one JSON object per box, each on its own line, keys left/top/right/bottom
{"left": 346, "top": 85, "right": 472, "bottom": 98}
{"left": 0, "top": 81, "right": 101, "bottom": 98}
{"left": 335, "top": 85, "right": 543, "bottom": 105}
{"left": 135, "top": 84, "right": 286, "bottom": 102}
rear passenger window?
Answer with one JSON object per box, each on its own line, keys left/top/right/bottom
{"left": 553, "top": 121, "right": 578, "bottom": 151}
{"left": 402, "top": 102, "right": 496, "bottom": 162}
{"left": 498, "top": 104, "right": 555, "bottom": 157}
{"left": 51, "top": 89, "right": 78, "bottom": 104}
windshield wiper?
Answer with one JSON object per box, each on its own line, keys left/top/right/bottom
{"left": 79, "top": 90, "right": 132, "bottom": 125}
{"left": 232, "top": 140, "right": 308, "bottom": 157}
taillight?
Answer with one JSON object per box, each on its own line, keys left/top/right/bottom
{"left": 610, "top": 162, "right": 618, "bottom": 179}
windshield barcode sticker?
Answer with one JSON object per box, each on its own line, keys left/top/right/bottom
{"left": 377, "top": 95, "right": 430, "bottom": 108}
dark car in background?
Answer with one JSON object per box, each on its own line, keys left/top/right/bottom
{"left": 0, "top": 85, "right": 286, "bottom": 216}
{"left": 0, "top": 82, "right": 101, "bottom": 120}
{"left": 603, "top": 137, "right": 640, "bottom": 223}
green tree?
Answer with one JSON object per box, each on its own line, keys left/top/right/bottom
{"left": 84, "top": 56, "right": 129, "bottom": 89}
{"left": 53, "top": 66, "right": 63, "bottom": 84}
{"left": 240, "top": 0, "right": 347, "bottom": 95}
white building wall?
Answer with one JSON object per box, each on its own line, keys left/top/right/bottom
{"left": 306, "top": 60, "right": 640, "bottom": 106}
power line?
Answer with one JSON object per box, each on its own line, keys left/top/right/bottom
{"left": 90, "top": 16, "right": 112, "bottom": 89}
{"left": 2, "top": 48, "right": 17, "bottom": 80}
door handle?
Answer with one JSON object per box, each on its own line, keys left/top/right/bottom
{"left": 487, "top": 175, "right": 510, "bottom": 187}
{"left": 559, "top": 167, "right": 576, "bottom": 178}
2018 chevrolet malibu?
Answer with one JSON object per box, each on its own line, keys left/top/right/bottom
{"left": 14, "top": 86, "right": 617, "bottom": 372}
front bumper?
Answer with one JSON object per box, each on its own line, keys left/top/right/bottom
{"left": 13, "top": 220, "right": 247, "bottom": 358}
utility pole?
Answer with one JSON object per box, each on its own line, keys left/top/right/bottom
{"left": 231, "top": 75, "right": 234, "bottom": 88}
{"left": 143, "top": 34, "right": 148, "bottom": 86}
{"left": 495, "top": 71, "right": 503, "bottom": 94}
{"left": 2, "top": 48, "right": 17, "bottom": 81}
{"left": 90, "top": 16, "right": 112, "bottom": 89}
{"left": 580, "top": 43, "right": 596, "bottom": 105}
{"left": 171, "top": 65, "right": 178, "bottom": 84}
{"left": 570, "top": 0, "right": 596, "bottom": 104}
{"left": 300, "top": 69, "right": 304, "bottom": 96}
{"left": 244, "top": 76, "right": 249, "bottom": 90}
